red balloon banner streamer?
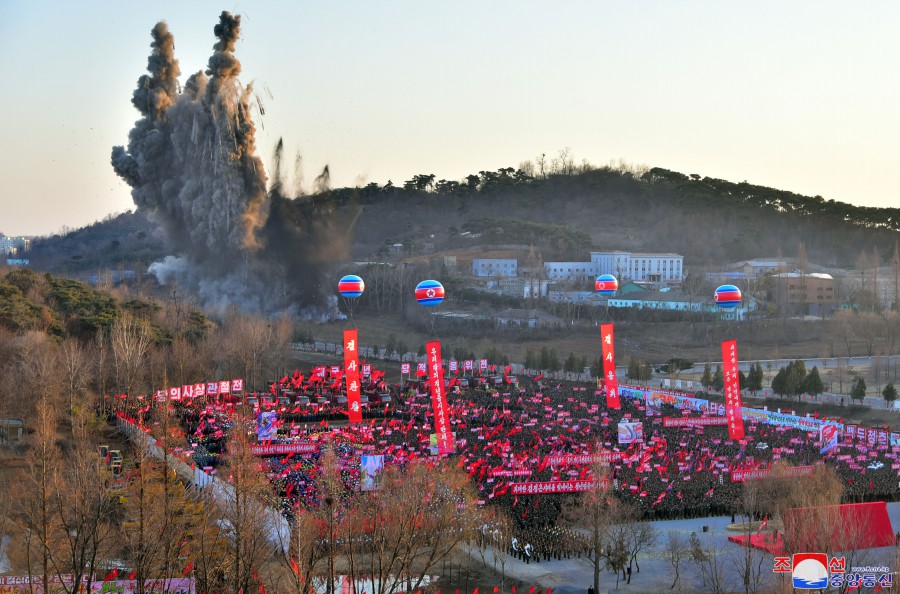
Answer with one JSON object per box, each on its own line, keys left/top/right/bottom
{"left": 344, "top": 329, "right": 362, "bottom": 424}
{"left": 426, "top": 340, "right": 454, "bottom": 454}
{"left": 600, "top": 324, "right": 621, "bottom": 409}
{"left": 721, "top": 339, "right": 746, "bottom": 440}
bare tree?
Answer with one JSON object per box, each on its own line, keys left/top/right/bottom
{"left": 60, "top": 338, "right": 91, "bottom": 415}
{"left": 191, "top": 491, "right": 229, "bottom": 594}
{"left": 733, "top": 480, "right": 775, "bottom": 594}
{"left": 561, "top": 463, "right": 613, "bottom": 594}
{"left": 121, "top": 442, "right": 207, "bottom": 594}
{"left": 221, "top": 411, "right": 276, "bottom": 594}
{"left": 94, "top": 328, "right": 111, "bottom": 403}
{"left": 11, "top": 331, "right": 63, "bottom": 420}
{"left": 111, "top": 314, "right": 153, "bottom": 397}
{"left": 13, "top": 395, "right": 60, "bottom": 589}
{"left": 50, "top": 429, "right": 117, "bottom": 594}
{"left": 663, "top": 532, "right": 689, "bottom": 590}
{"left": 623, "top": 509, "right": 657, "bottom": 584}
{"left": 689, "top": 529, "right": 729, "bottom": 594}
{"left": 274, "top": 509, "right": 327, "bottom": 594}
{"left": 217, "top": 311, "right": 282, "bottom": 389}
{"left": 351, "top": 460, "right": 479, "bottom": 594}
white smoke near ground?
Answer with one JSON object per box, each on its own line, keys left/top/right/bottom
{"left": 112, "top": 12, "right": 347, "bottom": 316}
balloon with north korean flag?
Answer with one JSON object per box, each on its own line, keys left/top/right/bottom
{"left": 594, "top": 274, "right": 618, "bottom": 297}
{"left": 714, "top": 284, "right": 742, "bottom": 308}
{"left": 415, "top": 279, "right": 445, "bottom": 307}
{"left": 338, "top": 274, "right": 365, "bottom": 299}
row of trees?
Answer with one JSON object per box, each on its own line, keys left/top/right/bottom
{"left": 770, "top": 361, "right": 824, "bottom": 400}
{"left": 0, "top": 290, "right": 295, "bottom": 425}
{"left": 6, "top": 393, "right": 488, "bottom": 594}
{"left": 698, "top": 363, "right": 764, "bottom": 394}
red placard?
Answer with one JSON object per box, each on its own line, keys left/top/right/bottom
{"left": 731, "top": 465, "right": 816, "bottom": 482}
{"left": 426, "top": 341, "right": 454, "bottom": 454}
{"left": 600, "top": 324, "right": 620, "bottom": 409}
{"left": 663, "top": 417, "right": 730, "bottom": 427}
{"left": 545, "top": 452, "right": 626, "bottom": 466}
{"left": 250, "top": 443, "right": 318, "bottom": 456}
{"left": 721, "top": 340, "right": 745, "bottom": 440}
{"left": 344, "top": 329, "right": 362, "bottom": 424}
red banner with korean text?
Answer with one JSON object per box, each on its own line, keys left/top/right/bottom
{"left": 426, "top": 341, "right": 454, "bottom": 454}
{"left": 509, "top": 479, "right": 611, "bottom": 495}
{"left": 600, "top": 324, "right": 621, "bottom": 409}
{"left": 721, "top": 339, "right": 745, "bottom": 440}
{"left": 344, "top": 329, "right": 362, "bottom": 424}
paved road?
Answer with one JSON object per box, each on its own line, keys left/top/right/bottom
{"left": 476, "top": 502, "right": 900, "bottom": 594}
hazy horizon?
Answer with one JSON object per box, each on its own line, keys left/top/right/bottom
{"left": 1, "top": 1, "right": 898, "bottom": 237}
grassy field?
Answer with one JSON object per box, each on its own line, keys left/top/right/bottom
{"left": 297, "top": 313, "right": 847, "bottom": 369}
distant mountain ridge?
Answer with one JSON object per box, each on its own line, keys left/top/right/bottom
{"left": 24, "top": 165, "right": 899, "bottom": 279}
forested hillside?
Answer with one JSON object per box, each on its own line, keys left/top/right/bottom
{"left": 332, "top": 164, "right": 900, "bottom": 267}
{"left": 26, "top": 164, "right": 900, "bottom": 278}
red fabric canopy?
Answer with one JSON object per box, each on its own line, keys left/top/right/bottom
{"left": 782, "top": 501, "right": 894, "bottom": 552}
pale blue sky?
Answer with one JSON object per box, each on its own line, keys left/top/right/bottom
{"left": 1, "top": 1, "right": 897, "bottom": 236}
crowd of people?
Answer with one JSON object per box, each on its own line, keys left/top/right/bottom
{"left": 118, "top": 361, "right": 900, "bottom": 561}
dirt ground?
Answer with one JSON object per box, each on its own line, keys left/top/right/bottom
{"left": 297, "top": 314, "right": 866, "bottom": 371}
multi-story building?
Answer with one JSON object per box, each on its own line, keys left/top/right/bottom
{"left": 0, "top": 235, "right": 30, "bottom": 255}
{"left": 543, "top": 251, "right": 684, "bottom": 285}
{"left": 542, "top": 261, "right": 595, "bottom": 282}
{"left": 472, "top": 258, "right": 518, "bottom": 278}
{"left": 770, "top": 273, "right": 835, "bottom": 317}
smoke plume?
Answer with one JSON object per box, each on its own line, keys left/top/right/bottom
{"left": 112, "top": 12, "right": 348, "bottom": 315}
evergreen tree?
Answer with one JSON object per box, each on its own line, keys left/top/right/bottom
{"left": 640, "top": 360, "right": 653, "bottom": 381}
{"left": 747, "top": 363, "right": 763, "bottom": 394}
{"left": 779, "top": 360, "right": 808, "bottom": 400}
{"left": 578, "top": 356, "right": 588, "bottom": 373}
{"left": 700, "top": 363, "right": 712, "bottom": 389}
{"left": 712, "top": 366, "right": 724, "bottom": 392}
{"left": 803, "top": 366, "right": 825, "bottom": 397}
{"left": 883, "top": 383, "right": 898, "bottom": 404}
{"left": 850, "top": 376, "right": 867, "bottom": 402}
{"left": 524, "top": 350, "right": 537, "bottom": 370}
{"left": 771, "top": 367, "right": 787, "bottom": 395}
{"left": 564, "top": 352, "right": 578, "bottom": 373}
{"left": 539, "top": 346, "right": 552, "bottom": 370}
{"left": 627, "top": 358, "right": 640, "bottom": 381}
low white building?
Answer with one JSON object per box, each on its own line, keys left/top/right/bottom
{"left": 543, "top": 261, "right": 594, "bottom": 282}
{"left": 498, "top": 277, "right": 549, "bottom": 298}
{"left": 472, "top": 258, "right": 518, "bottom": 278}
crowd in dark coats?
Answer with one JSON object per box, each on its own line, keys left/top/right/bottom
{"left": 121, "top": 369, "right": 900, "bottom": 560}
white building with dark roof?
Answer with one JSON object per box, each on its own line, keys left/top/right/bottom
{"left": 543, "top": 251, "right": 683, "bottom": 285}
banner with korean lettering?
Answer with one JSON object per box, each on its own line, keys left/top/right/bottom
{"left": 600, "top": 324, "right": 620, "bottom": 409}
{"left": 426, "top": 341, "right": 454, "bottom": 454}
{"left": 509, "top": 479, "right": 610, "bottom": 495}
{"left": 344, "top": 329, "right": 362, "bottom": 424}
{"left": 721, "top": 340, "right": 745, "bottom": 440}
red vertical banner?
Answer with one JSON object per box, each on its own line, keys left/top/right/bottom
{"left": 344, "top": 329, "right": 362, "bottom": 424}
{"left": 721, "top": 339, "right": 745, "bottom": 440}
{"left": 600, "top": 324, "right": 621, "bottom": 409}
{"left": 426, "top": 340, "right": 454, "bottom": 454}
